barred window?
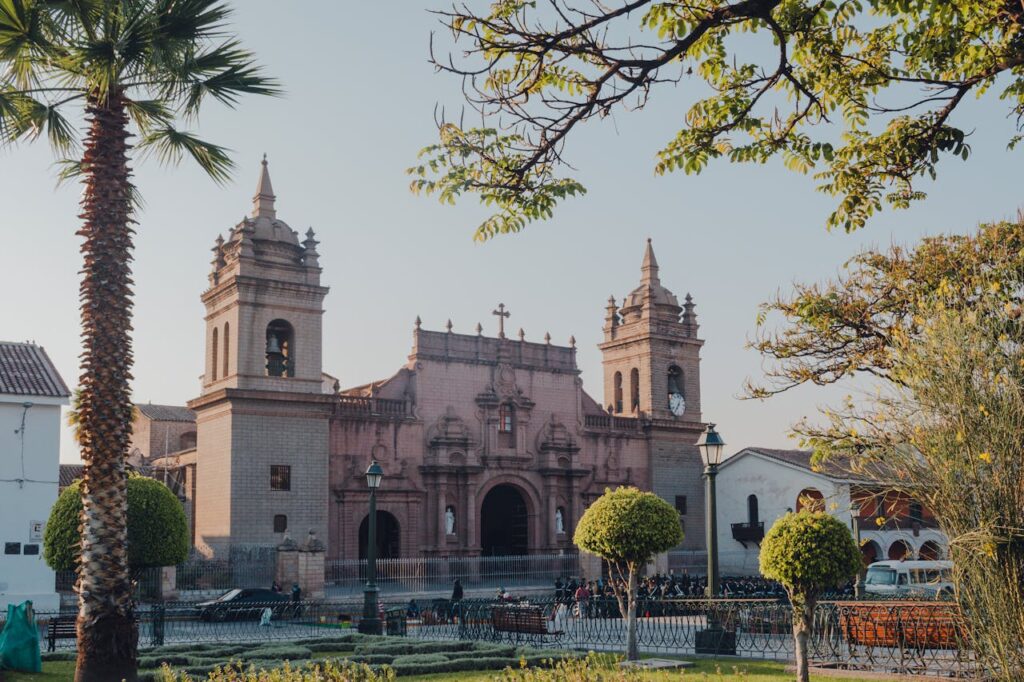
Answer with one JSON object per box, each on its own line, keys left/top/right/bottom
{"left": 273, "top": 514, "right": 288, "bottom": 533}
{"left": 270, "top": 465, "right": 291, "bottom": 491}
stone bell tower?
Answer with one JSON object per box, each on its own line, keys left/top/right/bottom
{"left": 599, "top": 239, "right": 708, "bottom": 560}
{"left": 189, "top": 157, "right": 333, "bottom": 557}
{"left": 599, "top": 238, "right": 703, "bottom": 423}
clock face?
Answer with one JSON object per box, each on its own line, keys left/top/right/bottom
{"left": 669, "top": 392, "right": 686, "bottom": 416}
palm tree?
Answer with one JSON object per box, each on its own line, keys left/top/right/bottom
{"left": 0, "top": 2, "right": 276, "bottom": 679}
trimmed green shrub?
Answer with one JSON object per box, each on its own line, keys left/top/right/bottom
{"left": 138, "top": 654, "right": 190, "bottom": 668}
{"left": 338, "top": 654, "right": 395, "bottom": 665}
{"left": 445, "top": 645, "right": 516, "bottom": 660}
{"left": 44, "top": 476, "right": 189, "bottom": 571}
{"left": 306, "top": 641, "right": 357, "bottom": 653}
{"left": 391, "top": 653, "right": 449, "bottom": 665}
{"left": 239, "top": 644, "right": 312, "bottom": 659}
{"left": 355, "top": 639, "right": 474, "bottom": 655}
{"left": 574, "top": 485, "right": 682, "bottom": 661}
{"left": 761, "top": 511, "right": 861, "bottom": 682}
{"left": 295, "top": 634, "right": 360, "bottom": 646}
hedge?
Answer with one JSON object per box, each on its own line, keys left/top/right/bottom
{"left": 44, "top": 476, "right": 189, "bottom": 571}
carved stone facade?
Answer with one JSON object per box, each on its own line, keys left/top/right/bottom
{"left": 182, "top": 160, "right": 710, "bottom": 563}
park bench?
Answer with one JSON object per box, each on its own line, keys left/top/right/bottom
{"left": 491, "top": 605, "right": 561, "bottom": 641}
{"left": 46, "top": 615, "right": 77, "bottom": 652}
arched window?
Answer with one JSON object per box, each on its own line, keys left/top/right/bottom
{"left": 668, "top": 365, "right": 683, "bottom": 396}
{"left": 888, "top": 539, "right": 911, "bottom": 561}
{"left": 179, "top": 431, "right": 197, "bottom": 450}
{"left": 613, "top": 372, "right": 623, "bottom": 413}
{"left": 747, "top": 494, "right": 759, "bottom": 525}
{"left": 265, "top": 319, "right": 295, "bottom": 377}
{"left": 222, "top": 322, "right": 230, "bottom": 378}
{"left": 211, "top": 327, "right": 219, "bottom": 381}
{"left": 796, "top": 487, "right": 825, "bottom": 512}
{"left": 629, "top": 368, "right": 640, "bottom": 413}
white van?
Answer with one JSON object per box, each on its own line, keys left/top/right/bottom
{"left": 864, "top": 560, "right": 954, "bottom": 598}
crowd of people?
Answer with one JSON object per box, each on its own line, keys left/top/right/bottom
{"left": 554, "top": 573, "right": 855, "bottom": 607}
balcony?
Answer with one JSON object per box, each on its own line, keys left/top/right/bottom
{"left": 336, "top": 396, "right": 408, "bottom": 418}
{"left": 731, "top": 521, "right": 765, "bottom": 547}
{"left": 584, "top": 414, "right": 641, "bottom": 431}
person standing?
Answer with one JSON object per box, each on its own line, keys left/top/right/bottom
{"left": 449, "top": 578, "right": 464, "bottom": 623}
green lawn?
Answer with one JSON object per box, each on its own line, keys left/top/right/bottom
{"left": 5, "top": 656, "right": 902, "bottom": 681}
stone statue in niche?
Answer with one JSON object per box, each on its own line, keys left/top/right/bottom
{"left": 445, "top": 506, "right": 456, "bottom": 535}
{"left": 555, "top": 507, "right": 565, "bottom": 535}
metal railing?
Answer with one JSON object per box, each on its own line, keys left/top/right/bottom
{"left": 335, "top": 396, "right": 408, "bottom": 418}
{"left": 13, "top": 597, "right": 978, "bottom": 676}
{"left": 410, "top": 597, "right": 977, "bottom": 677}
{"left": 583, "top": 414, "right": 641, "bottom": 431}
{"left": 325, "top": 552, "right": 580, "bottom": 595}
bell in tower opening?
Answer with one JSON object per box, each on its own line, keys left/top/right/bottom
{"left": 667, "top": 365, "right": 685, "bottom": 416}
{"left": 266, "top": 319, "right": 295, "bottom": 377}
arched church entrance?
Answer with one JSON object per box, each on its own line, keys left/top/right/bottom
{"left": 480, "top": 484, "right": 529, "bottom": 556}
{"left": 359, "top": 511, "right": 400, "bottom": 561}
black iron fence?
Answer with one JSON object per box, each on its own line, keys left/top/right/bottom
{"left": 12, "top": 597, "right": 978, "bottom": 677}
{"left": 410, "top": 597, "right": 977, "bottom": 677}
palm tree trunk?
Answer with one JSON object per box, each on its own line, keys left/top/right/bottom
{"left": 74, "top": 90, "right": 138, "bottom": 682}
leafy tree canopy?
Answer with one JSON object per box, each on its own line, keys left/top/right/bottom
{"left": 747, "top": 219, "right": 1024, "bottom": 402}
{"left": 0, "top": 0, "right": 279, "bottom": 182}
{"left": 574, "top": 486, "right": 683, "bottom": 564}
{"left": 760, "top": 511, "right": 860, "bottom": 601}
{"left": 44, "top": 476, "right": 190, "bottom": 573}
{"left": 411, "top": 0, "right": 1024, "bottom": 240}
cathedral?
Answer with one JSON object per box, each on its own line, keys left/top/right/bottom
{"left": 151, "top": 159, "right": 710, "bottom": 567}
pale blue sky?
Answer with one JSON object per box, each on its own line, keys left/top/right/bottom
{"left": 2, "top": 2, "right": 1020, "bottom": 463}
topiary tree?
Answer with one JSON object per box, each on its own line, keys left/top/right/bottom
{"left": 760, "top": 511, "right": 861, "bottom": 682}
{"left": 574, "top": 486, "right": 683, "bottom": 661}
{"left": 45, "top": 476, "right": 189, "bottom": 577}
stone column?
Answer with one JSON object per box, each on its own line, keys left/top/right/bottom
{"left": 159, "top": 566, "right": 178, "bottom": 601}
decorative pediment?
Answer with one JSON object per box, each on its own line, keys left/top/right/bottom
{"left": 536, "top": 416, "right": 580, "bottom": 457}
{"left": 427, "top": 406, "right": 473, "bottom": 448}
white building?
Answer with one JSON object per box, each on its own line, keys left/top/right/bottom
{"left": 0, "top": 342, "right": 70, "bottom": 612}
{"left": 715, "top": 447, "right": 948, "bottom": 577}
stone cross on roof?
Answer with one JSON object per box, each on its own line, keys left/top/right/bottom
{"left": 492, "top": 303, "right": 510, "bottom": 338}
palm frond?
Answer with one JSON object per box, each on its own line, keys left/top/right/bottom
{"left": 138, "top": 124, "right": 233, "bottom": 183}
{"left": 152, "top": 0, "right": 232, "bottom": 45}
{"left": 124, "top": 96, "right": 172, "bottom": 133}
{"left": 0, "top": 86, "right": 79, "bottom": 153}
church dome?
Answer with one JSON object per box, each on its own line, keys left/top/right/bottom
{"left": 619, "top": 239, "right": 682, "bottom": 320}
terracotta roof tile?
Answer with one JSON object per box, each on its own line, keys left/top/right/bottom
{"left": 135, "top": 404, "right": 195, "bottom": 423}
{"left": 59, "top": 464, "right": 84, "bottom": 490}
{"left": 0, "top": 342, "right": 71, "bottom": 398}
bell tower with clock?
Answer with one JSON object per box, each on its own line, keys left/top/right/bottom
{"left": 598, "top": 239, "right": 708, "bottom": 561}
{"left": 599, "top": 239, "right": 703, "bottom": 423}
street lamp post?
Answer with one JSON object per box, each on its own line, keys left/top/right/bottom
{"left": 850, "top": 502, "right": 864, "bottom": 598}
{"left": 359, "top": 460, "right": 384, "bottom": 635}
{"left": 694, "top": 423, "right": 733, "bottom": 655}
{"left": 696, "top": 423, "right": 725, "bottom": 598}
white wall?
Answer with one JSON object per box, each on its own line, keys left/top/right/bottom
{"left": 715, "top": 454, "right": 849, "bottom": 576}
{"left": 0, "top": 396, "right": 64, "bottom": 612}
{"left": 714, "top": 452, "right": 950, "bottom": 576}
